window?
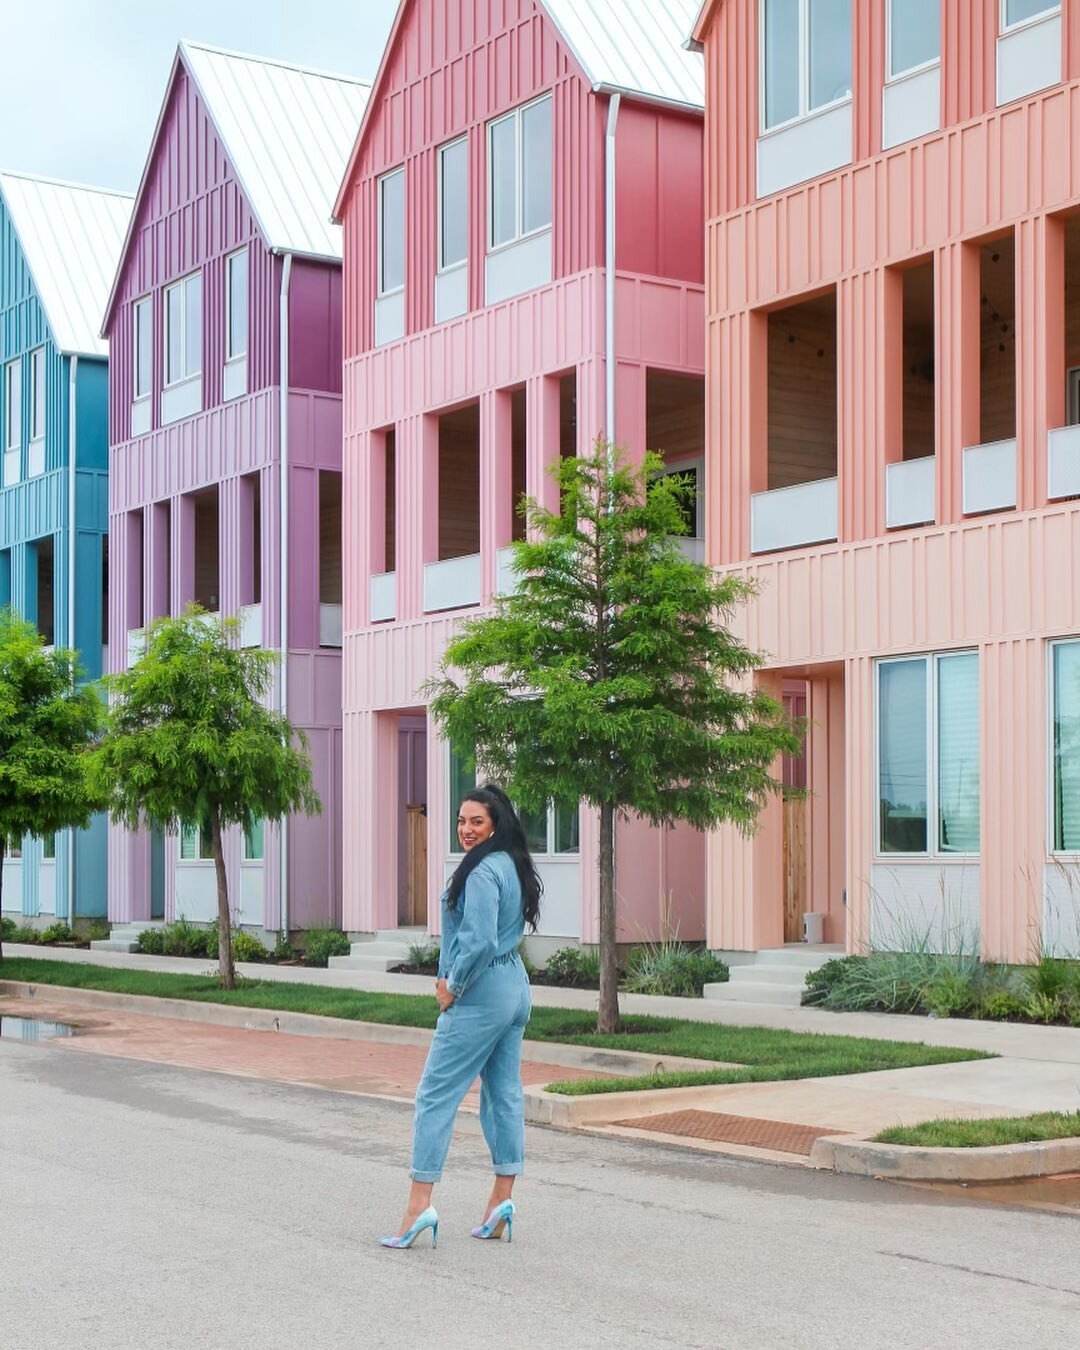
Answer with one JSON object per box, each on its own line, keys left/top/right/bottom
{"left": 6, "top": 836, "right": 21, "bottom": 860}
{"left": 1002, "top": 0, "right": 1059, "bottom": 30}
{"left": 243, "top": 816, "right": 264, "bottom": 861}
{"left": 179, "top": 822, "right": 213, "bottom": 860}
{"left": 877, "top": 652, "right": 980, "bottom": 855}
{"left": 438, "top": 137, "right": 468, "bottom": 271}
{"left": 761, "top": 0, "right": 852, "bottom": 131}
{"left": 29, "top": 348, "right": 44, "bottom": 444}
{"left": 888, "top": 0, "right": 940, "bottom": 78}
{"left": 378, "top": 168, "right": 405, "bottom": 296}
{"left": 488, "top": 94, "right": 553, "bottom": 249}
{"left": 448, "top": 745, "right": 578, "bottom": 856}
{"left": 4, "top": 359, "right": 20, "bottom": 451}
{"left": 225, "top": 250, "right": 248, "bottom": 361}
{"left": 133, "top": 297, "right": 151, "bottom": 399}
{"left": 164, "top": 272, "right": 202, "bottom": 386}
{"left": 1052, "top": 641, "right": 1080, "bottom": 852}
{"left": 41, "top": 834, "right": 56, "bottom": 861}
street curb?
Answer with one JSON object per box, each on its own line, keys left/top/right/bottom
{"left": 811, "top": 1133, "right": 1080, "bottom": 1181}
{"left": 524, "top": 1079, "right": 740, "bottom": 1128}
{"left": 0, "top": 980, "right": 715, "bottom": 1078}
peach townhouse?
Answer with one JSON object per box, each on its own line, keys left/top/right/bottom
{"left": 334, "top": 0, "right": 709, "bottom": 962}
{"left": 693, "top": 0, "right": 1080, "bottom": 964}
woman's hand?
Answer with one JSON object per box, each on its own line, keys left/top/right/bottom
{"left": 435, "top": 977, "right": 455, "bottom": 1012}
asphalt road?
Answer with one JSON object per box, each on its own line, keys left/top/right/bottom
{"left": 2, "top": 1039, "right": 1079, "bottom": 1350}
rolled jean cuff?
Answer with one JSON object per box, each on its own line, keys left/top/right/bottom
{"left": 493, "top": 1161, "right": 524, "bottom": 1176}
{"left": 409, "top": 1167, "right": 442, "bottom": 1183}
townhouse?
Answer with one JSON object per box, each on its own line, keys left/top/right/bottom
{"left": 334, "top": 0, "right": 709, "bottom": 956}
{"left": 0, "top": 173, "right": 131, "bottom": 926}
{"left": 99, "top": 42, "right": 369, "bottom": 941}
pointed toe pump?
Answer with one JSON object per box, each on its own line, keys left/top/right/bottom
{"left": 470, "top": 1199, "right": 515, "bottom": 1242}
{"left": 379, "top": 1206, "right": 439, "bottom": 1250}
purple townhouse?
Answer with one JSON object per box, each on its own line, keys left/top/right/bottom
{"left": 98, "top": 42, "right": 370, "bottom": 945}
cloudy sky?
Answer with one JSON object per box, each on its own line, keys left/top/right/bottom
{"left": 0, "top": 0, "right": 400, "bottom": 191}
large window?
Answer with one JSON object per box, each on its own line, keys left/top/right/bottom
{"left": 877, "top": 652, "right": 980, "bottom": 855}
{"left": 888, "top": 0, "right": 940, "bottom": 79}
{"left": 179, "top": 821, "right": 213, "bottom": 861}
{"left": 243, "top": 815, "right": 264, "bottom": 861}
{"left": 378, "top": 168, "right": 405, "bottom": 296}
{"left": 448, "top": 745, "right": 578, "bottom": 856}
{"left": 488, "top": 94, "right": 553, "bottom": 249}
{"left": 761, "top": 0, "right": 852, "bottom": 131}
{"left": 164, "top": 272, "right": 202, "bottom": 386}
{"left": 225, "top": 249, "right": 248, "bottom": 362}
{"left": 133, "top": 297, "right": 151, "bottom": 399}
{"left": 29, "top": 348, "right": 44, "bottom": 444}
{"left": 1002, "top": 0, "right": 1059, "bottom": 31}
{"left": 438, "top": 137, "right": 468, "bottom": 272}
{"left": 1052, "top": 641, "right": 1080, "bottom": 852}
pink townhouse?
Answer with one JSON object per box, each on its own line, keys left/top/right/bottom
{"left": 334, "top": 0, "right": 708, "bottom": 960}
{"left": 693, "top": 0, "right": 1080, "bottom": 965}
{"left": 99, "top": 43, "right": 369, "bottom": 946}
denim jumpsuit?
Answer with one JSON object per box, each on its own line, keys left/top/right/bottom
{"left": 409, "top": 850, "right": 532, "bottom": 1183}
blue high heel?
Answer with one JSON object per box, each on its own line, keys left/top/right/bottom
{"left": 470, "top": 1199, "right": 514, "bottom": 1242}
{"left": 379, "top": 1206, "right": 438, "bottom": 1249}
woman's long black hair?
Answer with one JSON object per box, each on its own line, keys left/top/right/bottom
{"left": 445, "top": 783, "right": 543, "bottom": 932}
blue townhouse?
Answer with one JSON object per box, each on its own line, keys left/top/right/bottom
{"left": 0, "top": 172, "right": 132, "bottom": 926}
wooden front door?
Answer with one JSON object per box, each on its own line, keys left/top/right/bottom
{"left": 404, "top": 804, "right": 428, "bottom": 927}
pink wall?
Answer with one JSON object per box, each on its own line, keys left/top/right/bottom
{"left": 615, "top": 104, "right": 704, "bottom": 286}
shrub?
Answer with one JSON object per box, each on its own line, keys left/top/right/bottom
{"left": 803, "top": 956, "right": 868, "bottom": 1005}
{"left": 922, "top": 968, "right": 978, "bottom": 1019}
{"left": 543, "top": 945, "right": 602, "bottom": 987}
{"left": 273, "top": 933, "right": 295, "bottom": 961}
{"left": 84, "top": 918, "right": 110, "bottom": 942}
{"left": 1024, "top": 956, "right": 1080, "bottom": 1003}
{"left": 1024, "top": 991, "right": 1065, "bottom": 1024}
{"left": 977, "top": 988, "right": 1028, "bottom": 1021}
{"left": 230, "top": 930, "right": 268, "bottom": 963}
{"left": 1, "top": 915, "right": 18, "bottom": 940}
{"left": 406, "top": 941, "right": 441, "bottom": 969}
{"left": 158, "top": 917, "right": 214, "bottom": 959}
{"left": 516, "top": 940, "right": 536, "bottom": 980}
{"left": 622, "top": 940, "right": 729, "bottom": 997}
{"left": 38, "top": 922, "right": 76, "bottom": 945}
{"left": 135, "top": 927, "right": 165, "bottom": 954}
{"left": 303, "top": 925, "right": 351, "bottom": 967}
{"left": 10, "top": 924, "right": 39, "bottom": 944}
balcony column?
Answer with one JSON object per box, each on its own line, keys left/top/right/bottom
{"left": 714, "top": 309, "right": 766, "bottom": 565}
{"left": 358, "top": 429, "right": 381, "bottom": 629}
{"left": 146, "top": 501, "right": 170, "bottom": 623}
{"left": 612, "top": 360, "right": 646, "bottom": 464}
{"left": 479, "top": 388, "right": 512, "bottom": 604}
{"left": 837, "top": 272, "right": 885, "bottom": 542}
{"left": 935, "top": 241, "right": 981, "bottom": 525}
{"left": 219, "top": 475, "right": 242, "bottom": 623}
{"left": 525, "top": 373, "right": 562, "bottom": 517}
{"left": 174, "top": 494, "right": 195, "bottom": 613}
{"left": 1017, "top": 213, "right": 1063, "bottom": 512}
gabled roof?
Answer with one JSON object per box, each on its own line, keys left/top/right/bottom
{"left": 334, "top": 0, "right": 703, "bottom": 220}
{"left": 0, "top": 173, "right": 132, "bottom": 359}
{"left": 103, "top": 41, "right": 370, "bottom": 331}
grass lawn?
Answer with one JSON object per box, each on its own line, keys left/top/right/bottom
{"left": 0, "top": 957, "right": 991, "bottom": 1094}
{"left": 872, "top": 1111, "right": 1080, "bottom": 1148}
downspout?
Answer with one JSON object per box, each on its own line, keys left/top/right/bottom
{"left": 604, "top": 94, "right": 621, "bottom": 452}
{"left": 67, "top": 355, "right": 78, "bottom": 927}
{"left": 278, "top": 254, "right": 293, "bottom": 942}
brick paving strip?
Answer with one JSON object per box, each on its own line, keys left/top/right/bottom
{"left": 0, "top": 996, "right": 609, "bottom": 1106}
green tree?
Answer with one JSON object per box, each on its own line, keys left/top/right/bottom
{"left": 0, "top": 608, "right": 104, "bottom": 962}
{"left": 426, "top": 443, "right": 801, "bottom": 1032}
{"left": 90, "top": 608, "right": 321, "bottom": 988}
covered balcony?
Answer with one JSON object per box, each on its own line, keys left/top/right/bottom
{"left": 962, "top": 234, "right": 1017, "bottom": 515}
{"left": 424, "top": 402, "right": 481, "bottom": 612}
{"left": 885, "top": 257, "right": 936, "bottom": 528}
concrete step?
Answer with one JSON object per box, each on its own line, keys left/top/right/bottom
{"left": 727, "top": 963, "right": 819, "bottom": 987}
{"left": 749, "top": 944, "right": 845, "bottom": 968}
{"left": 326, "top": 953, "right": 413, "bottom": 973}
{"left": 89, "top": 939, "right": 140, "bottom": 953}
{"left": 371, "top": 928, "right": 428, "bottom": 943}
{"left": 341, "top": 941, "right": 420, "bottom": 958}
{"left": 702, "top": 981, "right": 805, "bottom": 1007}
{"left": 90, "top": 922, "right": 164, "bottom": 954}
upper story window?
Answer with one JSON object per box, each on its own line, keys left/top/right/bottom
{"left": 887, "top": 0, "right": 939, "bottom": 78}
{"left": 761, "top": 0, "right": 852, "bottom": 131}
{"left": 133, "top": 296, "right": 152, "bottom": 399}
{"left": 29, "top": 348, "right": 44, "bottom": 443}
{"left": 1002, "top": 0, "right": 1059, "bottom": 30}
{"left": 488, "top": 94, "right": 553, "bottom": 250}
{"left": 225, "top": 249, "right": 248, "bottom": 362}
{"left": 378, "top": 168, "right": 405, "bottom": 296}
{"left": 164, "top": 272, "right": 202, "bottom": 387}
{"left": 438, "top": 137, "right": 468, "bottom": 272}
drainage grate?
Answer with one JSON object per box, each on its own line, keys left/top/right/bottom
{"left": 614, "top": 1109, "right": 846, "bottom": 1156}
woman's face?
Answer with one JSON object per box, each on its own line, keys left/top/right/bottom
{"left": 457, "top": 799, "right": 494, "bottom": 851}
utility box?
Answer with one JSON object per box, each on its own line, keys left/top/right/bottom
{"left": 803, "top": 912, "right": 825, "bottom": 944}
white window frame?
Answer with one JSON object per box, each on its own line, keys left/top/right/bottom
{"left": 437, "top": 136, "right": 468, "bottom": 274}
{"left": 29, "top": 347, "right": 45, "bottom": 445}
{"left": 874, "top": 650, "right": 980, "bottom": 859}
{"left": 486, "top": 92, "right": 554, "bottom": 253}
{"left": 225, "top": 249, "right": 248, "bottom": 363}
{"left": 1000, "top": 0, "right": 1060, "bottom": 35}
{"left": 4, "top": 358, "right": 20, "bottom": 452}
{"left": 163, "top": 271, "right": 202, "bottom": 388}
{"left": 758, "top": 0, "right": 853, "bottom": 134}
{"left": 377, "top": 167, "right": 406, "bottom": 298}
{"left": 1047, "top": 637, "right": 1080, "bottom": 856}
{"left": 133, "top": 296, "right": 152, "bottom": 400}
{"left": 885, "top": 0, "right": 941, "bottom": 82}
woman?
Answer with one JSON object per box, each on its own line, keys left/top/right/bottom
{"left": 380, "top": 782, "right": 542, "bottom": 1250}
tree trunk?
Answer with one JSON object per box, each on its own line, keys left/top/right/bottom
{"left": 596, "top": 801, "right": 620, "bottom": 1033}
{"left": 209, "top": 806, "right": 235, "bottom": 989}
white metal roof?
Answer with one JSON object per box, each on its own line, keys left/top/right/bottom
{"left": 542, "top": 0, "right": 704, "bottom": 111}
{"left": 181, "top": 41, "right": 371, "bottom": 261}
{"left": 0, "top": 173, "right": 133, "bottom": 359}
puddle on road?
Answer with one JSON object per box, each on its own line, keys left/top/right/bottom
{"left": 904, "top": 1173, "right": 1080, "bottom": 1213}
{"left": 0, "top": 1016, "right": 74, "bottom": 1042}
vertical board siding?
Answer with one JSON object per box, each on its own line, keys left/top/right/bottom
{"left": 615, "top": 105, "right": 704, "bottom": 285}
